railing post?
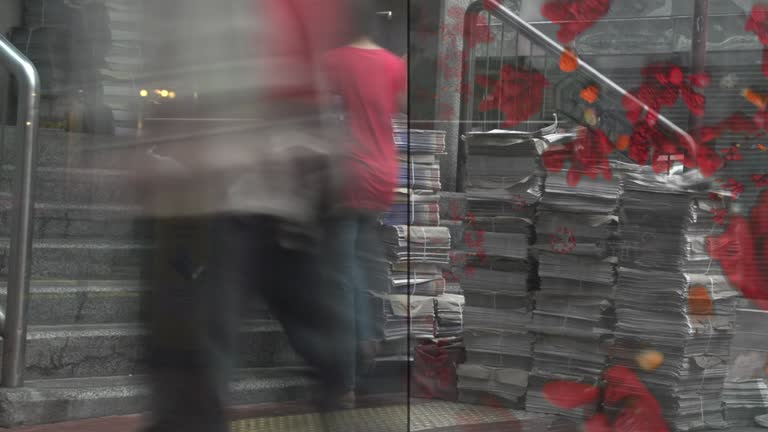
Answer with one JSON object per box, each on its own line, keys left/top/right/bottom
{"left": 0, "top": 34, "right": 40, "bottom": 388}
{"left": 689, "top": 0, "right": 709, "bottom": 142}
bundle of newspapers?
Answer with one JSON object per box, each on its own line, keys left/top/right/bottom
{"left": 456, "top": 130, "right": 543, "bottom": 407}
{"left": 384, "top": 189, "right": 440, "bottom": 226}
{"left": 463, "top": 130, "right": 546, "bottom": 220}
{"left": 380, "top": 118, "right": 462, "bottom": 348}
{"left": 724, "top": 304, "right": 768, "bottom": 426}
{"left": 381, "top": 225, "right": 452, "bottom": 341}
{"left": 723, "top": 379, "right": 768, "bottom": 426}
{"left": 608, "top": 164, "right": 738, "bottom": 431}
{"left": 526, "top": 169, "right": 621, "bottom": 420}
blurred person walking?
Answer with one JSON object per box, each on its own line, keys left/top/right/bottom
{"left": 130, "top": 1, "right": 358, "bottom": 431}
{"left": 321, "top": 0, "right": 408, "bottom": 407}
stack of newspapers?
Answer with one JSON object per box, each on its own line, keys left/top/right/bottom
{"left": 526, "top": 168, "right": 621, "bottom": 420}
{"left": 456, "top": 130, "right": 543, "bottom": 407}
{"left": 608, "top": 164, "right": 738, "bottom": 431}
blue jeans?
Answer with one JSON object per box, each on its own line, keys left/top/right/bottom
{"left": 325, "top": 212, "right": 388, "bottom": 390}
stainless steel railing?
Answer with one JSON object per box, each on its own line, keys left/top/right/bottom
{"left": 0, "top": 34, "right": 40, "bottom": 388}
{"left": 457, "top": 0, "right": 698, "bottom": 189}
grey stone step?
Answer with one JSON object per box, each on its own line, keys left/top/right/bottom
{"left": 0, "top": 367, "right": 315, "bottom": 427}
{"left": 0, "top": 280, "right": 144, "bottom": 325}
{"left": 0, "top": 165, "right": 137, "bottom": 205}
{"left": 3, "top": 127, "right": 131, "bottom": 168}
{"left": 14, "top": 321, "right": 301, "bottom": 381}
{"left": 0, "top": 280, "right": 272, "bottom": 326}
{"left": 0, "top": 195, "right": 148, "bottom": 239}
{"left": 0, "top": 239, "right": 148, "bottom": 279}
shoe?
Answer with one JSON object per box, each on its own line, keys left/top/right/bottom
{"left": 756, "top": 413, "right": 768, "bottom": 428}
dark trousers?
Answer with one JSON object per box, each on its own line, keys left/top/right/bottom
{"left": 143, "top": 214, "right": 354, "bottom": 432}
{"left": 323, "top": 213, "right": 389, "bottom": 390}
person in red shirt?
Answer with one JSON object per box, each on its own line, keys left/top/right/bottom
{"left": 322, "top": 0, "right": 407, "bottom": 407}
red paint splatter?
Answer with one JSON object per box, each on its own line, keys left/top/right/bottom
{"left": 542, "top": 128, "right": 613, "bottom": 186}
{"left": 723, "top": 145, "right": 743, "bottom": 161}
{"left": 477, "top": 65, "right": 550, "bottom": 128}
{"left": 550, "top": 226, "right": 577, "bottom": 253}
{"left": 543, "top": 366, "right": 669, "bottom": 432}
{"left": 623, "top": 64, "right": 709, "bottom": 124}
{"left": 724, "top": 178, "right": 745, "bottom": 199}
{"left": 707, "top": 189, "right": 768, "bottom": 311}
{"left": 747, "top": 5, "right": 768, "bottom": 76}
{"left": 624, "top": 120, "right": 722, "bottom": 177}
{"left": 719, "top": 112, "right": 763, "bottom": 138}
{"left": 747, "top": 4, "right": 768, "bottom": 45}
{"left": 753, "top": 174, "right": 768, "bottom": 187}
{"left": 711, "top": 208, "right": 728, "bottom": 225}
{"left": 541, "top": 0, "right": 612, "bottom": 45}
{"left": 543, "top": 381, "right": 600, "bottom": 408}
{"left": 709, "top": 192, "right": 723, "bottom": 201}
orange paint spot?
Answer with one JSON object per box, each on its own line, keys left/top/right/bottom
{"left": 743, "top": 88, "right": 767, "bottom": 110}
{"left": 758, "top": 144, "right": 767, "bottom": 152}
{"left": 636, "top": 350, "right": 664, "bottom": 371}
{"left": 616, "top": 134, "right": 631, "bottom": 151}
{"left": 559, "top": 47, "right": 578, "bottom": 73}
{"left": 580, "top": 84, "right": 600, "bottom": 104}
{"left": 689, "top": 285, "right": 714, "bottom": 315}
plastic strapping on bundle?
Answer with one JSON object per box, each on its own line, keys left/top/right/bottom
{"left": 705, "top": 219, "right": 717, "bottom": 275}
{"left": 697, "top": 275, "right": 717, "bottom": 401}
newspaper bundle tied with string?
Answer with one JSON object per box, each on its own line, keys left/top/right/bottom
{"left": 454, "top": 123, "right": 556, "bottom": 408}
{"left": 605, "top": 162, "right": 740, "bottom": 431}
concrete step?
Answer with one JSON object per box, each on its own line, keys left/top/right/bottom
{"left": 3, "top": 128, "right": 131, "bottom": 168}
{"left": 0, "top": 281, "right": 144, "bottom": 325}
{"left": 14, "top": 321, "right": 301, "bottom": 381}
{"left": 0, "top": 239, "right": 148, "bottom": 279}
{"left": 0, "top": 165, "right": 137, "bottom": 205}
{"left": 0, "top": 195, "right": 148, "bottom": 239}
{"left": 0, "top": 367, "right": 315, "bottom": 427}
{"left": 0, "top": 280, "right": 272, "bottom": 326}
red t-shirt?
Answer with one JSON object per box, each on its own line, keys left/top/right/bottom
{"left": 323, "top": 47, "right": 406, "bottom": 211}
{"left": 263, "top": 0, "right": 350, "bottom": 103}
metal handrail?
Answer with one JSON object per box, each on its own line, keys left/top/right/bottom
{"left": 457, "top": 0, "right": 698, "bottom": 189}
{"left": 0, "top": 34, "right": 40, "bottom": 388}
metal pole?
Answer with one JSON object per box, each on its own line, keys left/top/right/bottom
{"left": 689, "top": 0, "right": 709, "bottom": 142}
{"left": 0, "top": 35, "right": 40, "bottom": 388}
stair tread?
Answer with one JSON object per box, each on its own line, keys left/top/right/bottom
{"left": 0, "top": 238, "right": 150, "bottom": 248}
{"left": 21, "top": 367, "right": 311, "bottom": 390}
{"left": 0, "top": 279, "right": 144, "bottom": 292}
{"left": 0, "top": 194, "right": 141, "bottom": 213}
{"left": 26, "top": 319, "right": 280, "bottom": 337}
{"left": 2, "top": 164, "right": 133, "bottom": 177}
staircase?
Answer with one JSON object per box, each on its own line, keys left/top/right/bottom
{"left": 0, "top": 128, "right": 316, "bottom": 427}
